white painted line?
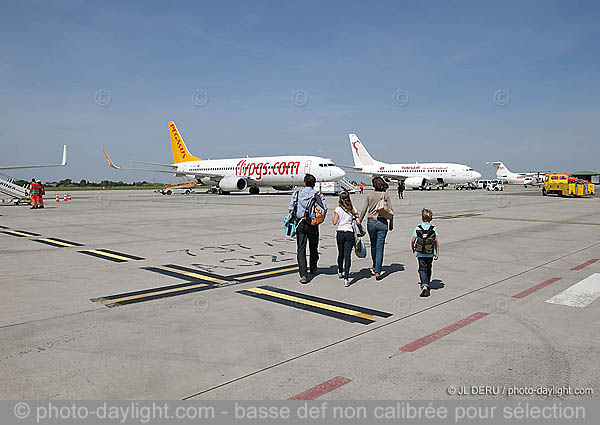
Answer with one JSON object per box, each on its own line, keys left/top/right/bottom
{"left": 545, "top": 273, "right": 600, "bottom": 308}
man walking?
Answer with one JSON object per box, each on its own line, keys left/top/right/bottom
{"left": 289, "top": 174, "right": 327, "bottom": 284}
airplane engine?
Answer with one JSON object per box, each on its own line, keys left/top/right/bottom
{"left": 218, "top": 176, "right": 247, "bottom": 192}
{"left": 404, "top": 176, "right": 426, "bottom": 189}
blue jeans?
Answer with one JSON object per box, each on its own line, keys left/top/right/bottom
{"left": 367, "top": 218, "right": 388, "bottom": 273}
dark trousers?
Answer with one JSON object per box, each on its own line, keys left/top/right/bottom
{"left": 417, "top": 257, "right": 433, "bottom": 285}
{"left": 296, "top": 220, "right": 319, "bottom": 277}
{"left": 336, "top": 231, "right": 355, "bottom": 279}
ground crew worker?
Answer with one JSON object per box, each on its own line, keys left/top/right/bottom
{"left": 38, "top": 180, "right": 45, "bottom": 209}
{"left": 359, "top": 183, "right": 364, "bottom": 194}
{"left": 398, "top": 181, "right": 405, "bottom": 199}
{"left": 29, "top": 178, "right": 40, "bottom": 209}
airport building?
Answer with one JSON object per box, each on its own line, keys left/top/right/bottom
{"left": 572, "top": 171, "right": 600, "bottom": 184}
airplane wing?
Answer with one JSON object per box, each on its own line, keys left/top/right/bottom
{"left": 342, "top": 167, "right": 410, "bottom": 181}
{"left": 102, "top": 149, "right": 222, "bottom": 178}
{"left": 335, "top": 164, "right": 364, "bottom": 172}
{"left": 0, "top": 145, "right": 67, "bottom": 170}
{"left": 130, "top": 160, "right": 176, "bottom": 168}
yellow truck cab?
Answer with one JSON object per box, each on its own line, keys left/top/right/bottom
{"left": 542, "top": 173, "right": 594, "bottom": 197}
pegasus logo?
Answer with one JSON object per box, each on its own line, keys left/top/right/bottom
{"left": 352, "top": 140, "right": 360, "bottom": 155}
{"left": 170, "top": 123, "right": 186, "bottom": 159}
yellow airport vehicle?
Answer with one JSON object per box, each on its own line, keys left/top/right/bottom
{"left": 542, "top": 173, "right": 594, "bottom": 197}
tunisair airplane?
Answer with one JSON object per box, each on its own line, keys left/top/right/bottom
{"left": 347, "top": 134, "right": 481, "bottom": 189}
{"left": 103, "top": 122, "right": 345, "bottom": 194}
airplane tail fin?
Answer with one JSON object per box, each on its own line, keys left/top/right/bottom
{"left": 169, "top": 121, "right": 202, "bottom": 163}
{"left": 348, "top": 134, "right": 377, "bottom": 167}
{"left": 487, "top": 161, "right": 510, "bottom": 177}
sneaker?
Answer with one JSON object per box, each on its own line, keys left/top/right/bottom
{"left": 375, "top": 272, "right": 383, "bottom": 281}
{"left": 420, "top": 284, "right": 429, "bottom": 297}
{"left": 338, "top": 272, "right": 343, "bottom": 279}
{"left": 370, "top": 267, "right": 375, "bottom": 276}
{"left": 309, "top": 269, "right": 317, "bottom": 276}
{"left": 299, "top": 276, "right": 308, "bottom": 284}
{"left": 344, "top": 279, "right": 350, "bottom": 287}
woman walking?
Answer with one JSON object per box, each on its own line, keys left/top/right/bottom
{"left": 359, "top": 177, "right": 394, "bottom": 280}
{"left": 332, "top": 191, "right": 360, "bottom": 287}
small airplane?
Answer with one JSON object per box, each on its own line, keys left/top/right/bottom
{"left": 487, "top": 161, "right": 543, "bottom": 187}
{"left": 103, "top": 121, "right": 345, "bottom": 194}
{"left": 345, "top": 134, "right": 481, "bottom": 189}
{"left": 0, "top": 145, "right": 67, "bottom": 170}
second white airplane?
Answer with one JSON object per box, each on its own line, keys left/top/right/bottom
{"left": 103, "top": 122, "right": 345, "bottom": 194}
{"left": 487, "top": 162, "right": 542, "bottom": 187}
{"left": 347, "top": 134, "right": 481, "bottom": 188}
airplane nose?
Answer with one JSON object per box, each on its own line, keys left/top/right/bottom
{"left": 474, "top": 171, "right": 482, "bottom": 180}
{"left": 334, "top": 167, "right": 345, "bottom": 179}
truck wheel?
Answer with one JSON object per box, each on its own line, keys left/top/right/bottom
{"left": 166, "top": 189, "right": 172, "bottom": 195}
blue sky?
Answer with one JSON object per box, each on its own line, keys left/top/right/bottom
{"left": 1, "top": 0, "right": 599, "bottom": 181}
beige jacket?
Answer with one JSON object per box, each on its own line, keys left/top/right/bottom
{"left": 359, "top": 190, "right": 394, "bottom": 223}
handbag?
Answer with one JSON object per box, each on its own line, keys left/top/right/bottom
{"left": 284, "top": 191, "right": 299, "bottom": 237}
{"left": 354, "top": 237, "right": 367, "bottom": 258}
{"left": 351, "top": 217, "right": 366, "bottom": 237}
{"left": 284, "top": 213, "right": 297, "bottom": 237}
{"left": 375, "top": 192, "right": 394, "bottom": 219}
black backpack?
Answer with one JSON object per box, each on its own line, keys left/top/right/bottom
{"left": 414, "top": 225, "right": 436, "bottom": 254}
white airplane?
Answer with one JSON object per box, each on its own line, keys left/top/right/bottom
{"left": 0, "top": 145, "right": 67, "bottom": 170}
{"left": 347, "top": 134, "right": 481, "bottom": 188}
{"left": 487, "top": 162, "right": 542, "bottom": 187}
{"left": 103, "top": 121, "right": 345, "bottom": 194}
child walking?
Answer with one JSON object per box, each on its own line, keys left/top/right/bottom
{"left": 411, "top": 208, "right": 439, "bottom": 297}
{"left": 332, "top": 191, "right": 360, "bottom": 287}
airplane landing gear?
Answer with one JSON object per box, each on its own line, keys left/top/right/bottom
{"left": 249, "top": 187, "right": 260, "bottom": 195}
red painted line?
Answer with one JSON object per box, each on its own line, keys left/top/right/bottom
{"left": 571, "top": 259, "right": 599, "bottom": 271}
{"left": 512, "top": 277, "right": 562, "bottom": 299}
{"left": 389, "top": 312, "right": 489, "bottom": 358}
{"left": 288, "top": 376, "right": 352, "bottom": 400}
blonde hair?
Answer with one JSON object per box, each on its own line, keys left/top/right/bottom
{"left": 421, "top": 208, "right": 433, "bottom": 222}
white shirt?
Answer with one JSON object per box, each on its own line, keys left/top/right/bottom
{"left": 335, "top": 206, "right": 355, "bottom": 232}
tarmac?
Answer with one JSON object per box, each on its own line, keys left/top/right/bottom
{"left": 0, "top": 186, "right": 599, "bottom": 400}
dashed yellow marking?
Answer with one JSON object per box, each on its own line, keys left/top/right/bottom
{"left": 83, "top": 249, "right": 135, "bottom": 262}
{"left": 37, "top": 238, "right": 77, "bottom": 247}
{"left": 4, "top": 230, "right": 38, "bottom": 237}
{"left": 100, "top": 282, "right": 211, "bottom": 305}
{"left": 237, "top": 266, "right": 299, "bottom": 280}
{"left": 245, "top": 287, "right": 373, "bottom": 320}
{"left": 156, "top": 266, "right": 228, "bottom": 284}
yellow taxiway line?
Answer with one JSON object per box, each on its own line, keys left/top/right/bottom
{"left": 245, "top": 287, "right": 373, "bottom": 320}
